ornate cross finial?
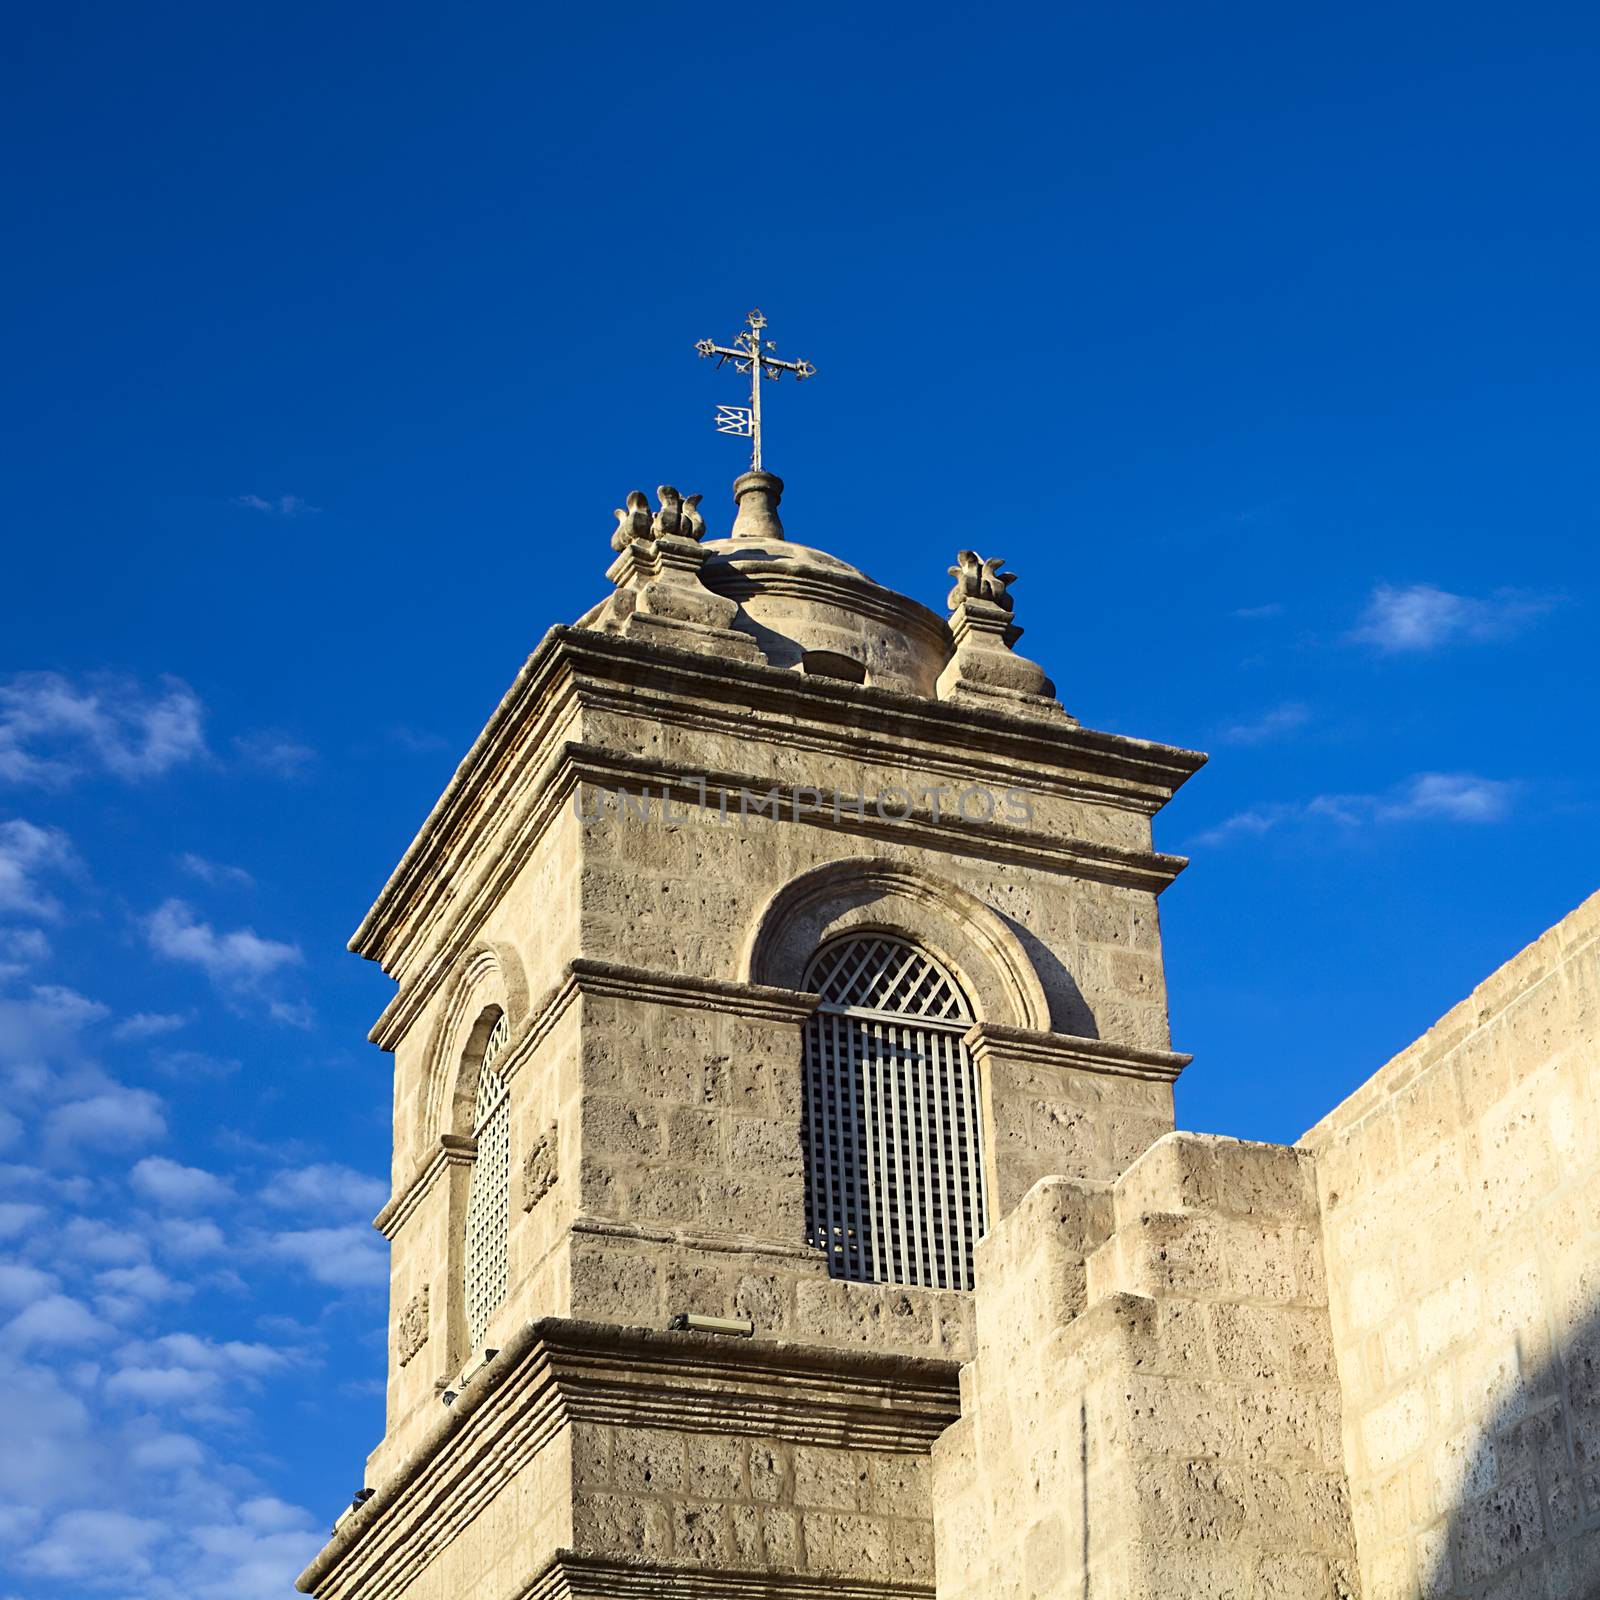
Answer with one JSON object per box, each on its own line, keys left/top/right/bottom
{"left": 695, "top": 309, "right": 816, "bottom": 473}
{"left": 947, "top": 551, "right": 1017, "bottom": 614}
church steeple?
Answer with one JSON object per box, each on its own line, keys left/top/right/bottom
{"left": 298, "top": 342, "right": 1203, "bottom": 1600}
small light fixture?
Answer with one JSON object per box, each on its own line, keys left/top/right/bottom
{"left": 668, "top": 1313, "right": 754, "bottom": 1337}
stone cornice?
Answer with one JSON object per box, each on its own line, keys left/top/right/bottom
{"left": 523, "top": 1554, "right": 931, "bottom": 1599}
{"left": 964, "top": 1020, "right": 1192, "bottom": 1084}
{"left": 296, "top": 1316, "right": 960, "bottom": 1598}
{"left": 350, "top": 628, "right": 1204, "bottom": 973}
{"left": 372, "top": 944, "right": 816, "bottom": 1065}
{"left": 362, "top": 736, "right": 1191, "bottom": 1043}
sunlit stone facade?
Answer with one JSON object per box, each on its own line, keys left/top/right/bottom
{"left": 299, "top": 472, "right": 1600, "bottom": 1600}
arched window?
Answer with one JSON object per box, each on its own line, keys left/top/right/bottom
{"left": 802, "top": 935, "right": 988, "bottom": 1290}
{"left": 463, "top": 1012, "right": 510, "bottom": 1350}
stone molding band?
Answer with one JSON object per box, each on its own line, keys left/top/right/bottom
{"left": 964, "top": 1021, "right": 1192, "bottom": 1085}
{"left": 522, "top": 1554, "right": 932, "bottom": 1600}
{"left": 351, "top": 626, "right": 1203, "bottom": 974}
{"left": 296, "top": 1316, "right": 959, "bottom": 1599}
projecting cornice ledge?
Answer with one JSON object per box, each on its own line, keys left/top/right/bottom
{"left": 563, "top": 958, "right": 823, "bottom": 1024}
{"left": 523, "top": 1554, "right": 932, "bottom": 1599}
{"left": 296, "top": 1317, "right": 960, "bottom": 1597}
{"left": 964, "top": 1020, "right": 1192, "bottom": 1084}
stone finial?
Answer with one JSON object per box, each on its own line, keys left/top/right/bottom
{"left": 611, "top": 490, "right": 653, "bottom": 552}
{"left": 585, "top": 481, "right": 766, "bottom": 666}
{"left": 651, "top": 486, "right": 706, "bottom": 543}
{"left": 946, "top": 551, "right": 1016, "bottom": 613}
{"left": 729, "top": 471, "right": 786, "bottom": 541}
{"left": 613, "top": 486, "right": 708, "bottom": 552}
{"left": 936, "top": 547, "right": 1071, "bottom": 722}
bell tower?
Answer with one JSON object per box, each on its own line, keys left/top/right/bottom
{"left": 297, "top": 339, "right": 1202, "bottom": 1599}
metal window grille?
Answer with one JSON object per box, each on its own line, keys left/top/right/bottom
{"left": 802, "top": 936, "right": 988, "bottom": 1290}
{"left": 463, "top": 1012, "right": 510, "bottom": 1350}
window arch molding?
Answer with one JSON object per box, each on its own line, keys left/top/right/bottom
{"left": 422, "top": 939, "right": 530, "bottom": 1144}
{"left": 741, "top": 857, "right": 1050, "bottom": 1032}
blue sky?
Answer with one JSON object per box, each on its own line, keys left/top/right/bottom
{"left": 2, "top": 2, "right": 1597, "bottom": 1593}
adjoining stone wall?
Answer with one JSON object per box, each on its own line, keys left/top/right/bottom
{"left": 1301, "top": 889, "right": 1600, "bottom": 1599}
{"left": 933, "top": 1133, "right": 1358, "bottom": 1599}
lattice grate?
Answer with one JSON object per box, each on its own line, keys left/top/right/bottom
{"left": 808, "top": 935, "right": 974, "bottom": 1022}
{"left": 464, "top": 1013, "right": 510, "bottom": 1351}
{"left": 802, "top": 937, "right": 987, "bottom": 1291}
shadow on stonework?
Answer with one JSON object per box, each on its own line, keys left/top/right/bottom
{"left": 1000, "top": 913, "right": 1097, "bottom": 1037}
{"left": 1427, "top": 1297, "right": 1600, "bottom": 1598}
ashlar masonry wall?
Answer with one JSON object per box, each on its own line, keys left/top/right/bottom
{"left": 933, "top": 1132, "right": 1358, "bottom": 1599}
{"left": 1301, "top": 888, "right": 1600, "bottom": 1599}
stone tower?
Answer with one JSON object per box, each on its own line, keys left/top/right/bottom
{"left": 297, "top": 468, "right": 1204, "bottom": 1600}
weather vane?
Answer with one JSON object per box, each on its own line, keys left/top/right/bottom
{"left": 695, "top": 309, "right": 816, "bottom": 473}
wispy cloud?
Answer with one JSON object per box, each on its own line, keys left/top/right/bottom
{"left": 178, "top": 853, "right": 255, "bottom": 890}
{"left": 0, "top": 673, "right": 206, "bottom": 787}
{"left": 144, "top": 900, "right": 301, "bottom": 988}
{"left": 111, "top": 1011, "right": 191, "bottom": 1043}
{"left": 1348, "top": 583, "right": 1558, "bottom": 654}
{"left": 46, "top": 1085, "right": 167, "bottom": 1154}
{"left": 130, "top": 1157, "right": 232, "bottom": 1211}
{"left": 0, "top": 983, "right": 110, "bottom": 1064}
{"left": 233, "top": 494, "right": 318, "bottom": 517}
{"left": 264, "top": 1225, "right": 387, "bottom": 1289}
{"left": 262, "top": 1163, "right": 387, "bottom": 1220}
{"left": 142, "top": 900, "right": 309, "bottom": 1026}
{"left": 232, "top": 731, "right": 315, "bottom": 779}
{"left": 1232, "top": 601, "right": 1283, "bottom": 620}
{"left": 1195, "top": 771, "right": 1517, "bottom": 847}
{"left": 0, "top": 819, "right": 77, "bottom": 918}
{"left": 1215, "top": 702, "right": 1311, "bottom": 746}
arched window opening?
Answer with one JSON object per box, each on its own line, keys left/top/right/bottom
{"left": 463, "top": 1012, "right": 510, "bottom": 1350}
{"left": 802, "top": 935, "right": 988, "bottom": 1290}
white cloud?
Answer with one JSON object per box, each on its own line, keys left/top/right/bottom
{"left": 0, "top": 672, "right": 206, "bottom": 786}
{"left": 178, "top": 852, "right": 255, "bottom": 889}
{"left": 234, "top": 493, "right": 318, "bottom": 516}
{"left": 143, "top": 901, "right": 308, "bottom": 1023}
{"left": 233, "top": 730, "right": 316, "bottom": 778}
{"left": 0, "top": 818, "right": 77, "bottom": 918}
{"left": 130, "top": 1156, "right": 232, "bottom": 1210}
{"left": 95, "top": 1263, "right": 183, "bottom": 1309}
{"left": 0, "top": 983, "right": 110, "bottom": 1063}
{"left": 46, "top": 1084, "right": 167, "bottom": 1153}
{"left": 0, "top": 926, "right": 52, "bottom": 979}
{"left": 1216, "top": 702, "right": 1311, "bottom": 746}
{"left": 150, "top": 1046, "right": 240, "bottom": 1078}
{"left": 1349, "top": 583, "right": 1558, "bottom": 653}
{"left": 21, "top": 1507, "right": 164, "bottom": 1579}
{"left": 264, "top": 1162, "right": 388, "bottom": 1220}
{"left": 1195, "top": 771, "right": 1518, "bottom": 848}
{"left": 0, "top": 1261, "right": 59, "bottom": 1306}
{"left": 1232, "top": 601, "right": 1283, "bottom": 619}
{"left": 112, "top": 1010, "right": 191, "bottom": 1042}
{"left": 145, "top": 899, "right": 302, "bottom": 988}
{"left": 106, "top": 1333, "right": 291, "bottom": 1408}
{"left": 60, "top": 1215, "right": 151, "bottom": 1265}
{"left": 2, "top": 1293, "right": 113, "bottom": 1350}
{"left": 128, "top": 1431, "right": 205, "bottom": 1471}
{"left": 0, "top": 1202, "right": 44, "bottom": 1240}
{"left": 266, "top": 1224, "right": 388, "bottom": 1289}
{"left": 157, "top": 1216, "right": 227, "bottom": 1257}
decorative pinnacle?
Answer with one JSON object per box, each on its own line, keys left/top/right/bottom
{"left": 695, "top": 309, "right": 816, "bottom": 473}
{"left": 946, "top": 551, "right": 1017, "bottom": 614}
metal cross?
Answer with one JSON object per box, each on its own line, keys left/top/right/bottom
{"left": 695, "top": 309, "right": 816, "bottom": 473}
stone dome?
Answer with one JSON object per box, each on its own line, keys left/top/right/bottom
{"left": 696, "top": 473, "right": 952, "bottom": 696}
